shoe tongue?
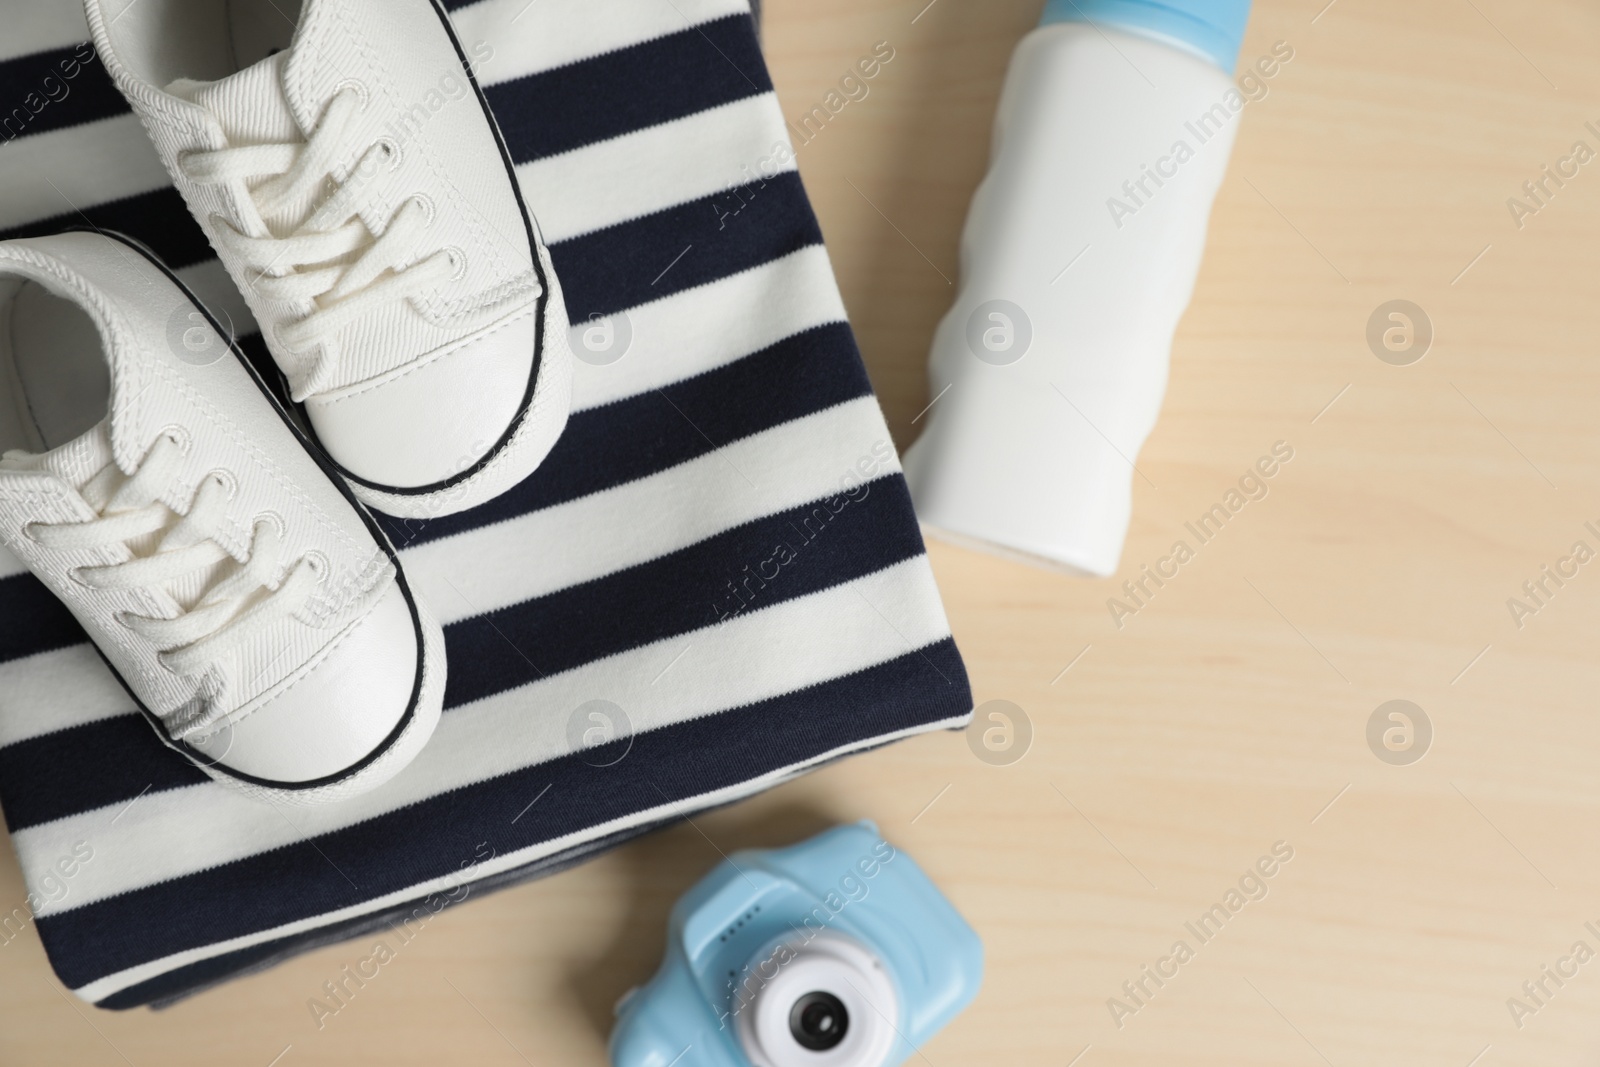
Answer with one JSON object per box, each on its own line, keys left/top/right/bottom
{"left": 169, "top": 50, "right": 298, "bottom": 148}
{"left": 7, "top": 421, "right": 113, "bottom": 493}
{"left": 168, "top": 52, "right": 317, "bottom": 236}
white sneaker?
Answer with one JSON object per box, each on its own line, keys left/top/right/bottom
{"left": 0, "top": 232, "right": 444, "bottom": 803}
{"left": 87, "top": 0, "right": 573, "bottom": 520}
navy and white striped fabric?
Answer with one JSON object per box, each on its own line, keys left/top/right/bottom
{"left": 0, "top": 0, "right": 971, "bottom": 1008}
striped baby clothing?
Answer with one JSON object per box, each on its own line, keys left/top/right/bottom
{"left": 0, "top": 0, "right": 972, "bottom": 1007}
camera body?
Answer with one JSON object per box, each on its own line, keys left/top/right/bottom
{"left": 610, "top": 822, "right": 983, "bottom": 1067}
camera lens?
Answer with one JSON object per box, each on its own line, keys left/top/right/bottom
{"left": 736, "top": 933, "right": 895, "bottom": 1067}
{"left": 789, "top": 991, "right": 849, "bottom": 1051}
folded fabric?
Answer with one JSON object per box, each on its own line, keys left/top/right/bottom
{"left": 0, "top": 0, "right": 971, "bottom": 1007}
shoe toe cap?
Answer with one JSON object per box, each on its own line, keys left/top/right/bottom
{"left": 185, "top": 581, "right": 423, "bottom": 788}
{"left": 303, "top": 311, "right": 539, "bottom": 494}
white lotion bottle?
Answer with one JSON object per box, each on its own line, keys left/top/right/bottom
{"left": 902, "top": 0, "right": 1254, "bottom": 576}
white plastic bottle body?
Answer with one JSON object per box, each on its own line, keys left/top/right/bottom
{"left": 903, "top": 22, "right": 1240, "bottom": 577}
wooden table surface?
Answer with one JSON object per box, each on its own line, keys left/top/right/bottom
{"left": 7, "top": 0, "right": 1600, "bottom": 1063}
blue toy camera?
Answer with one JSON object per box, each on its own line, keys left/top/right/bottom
{"left": 610, "top": 822, "right": 983, "bottom": 1067}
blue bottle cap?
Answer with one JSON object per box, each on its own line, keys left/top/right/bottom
{"left": 1039, "top": 0, "right": 1251, "bottom": 74}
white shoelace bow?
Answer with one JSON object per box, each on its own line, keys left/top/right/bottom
{"left": 180, "top": 88, "right": 457, "bottom": 401}
{"left": 24, "top": 434, "right": 319, "bottom": 735}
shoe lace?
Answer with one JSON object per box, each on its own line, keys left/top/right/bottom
{"left": 24, "top": 434, "right": 319, "bottom": 731}
{"left": 179, "top": 87, "right": 457, "bottom": 401}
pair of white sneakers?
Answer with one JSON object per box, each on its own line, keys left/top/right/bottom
{"left": 0, "top": 0, "right": 573, "bottom": 803}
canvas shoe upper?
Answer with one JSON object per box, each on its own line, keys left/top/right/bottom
{"left": 0, "top": 232, "right": 445, "bottom": 803}
{"left": 86, "top": 0, "right": 573, "bottom": 519}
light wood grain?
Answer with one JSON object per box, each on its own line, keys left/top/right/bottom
{"left": 7, "top": 0, "right": 1600, "bottom": 1063}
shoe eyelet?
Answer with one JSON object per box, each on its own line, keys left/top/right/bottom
{"left": 375, "top": 137, "right": 402, "bottom": 169}
{"left": 156, "top": 425, "right": 192, "bottom": 455}
{"left": 409, "top": 193, "right": 436, "bottom": 224}
{"left": 66, "top": 566, "right": 93, "bottom": 589}
{"left": 332, "top": 79, "right": 370, "bottom": 110}
{"left": 253, "top": 511, "right": 287, "bottom": 541}
{"left": 443, "top": 246, "right": 468, "bottom": 280}
{"left": 113, "top": 611, "right": 133, "bottom": 629}
{"left": 303, "top": 550, "right": 331, "bottom": 583}
{"left": 20, "top": 522, "right": 41, "bottom": 544}
{"left": 204, "top": 469, "right": 238, "bottom": 501}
